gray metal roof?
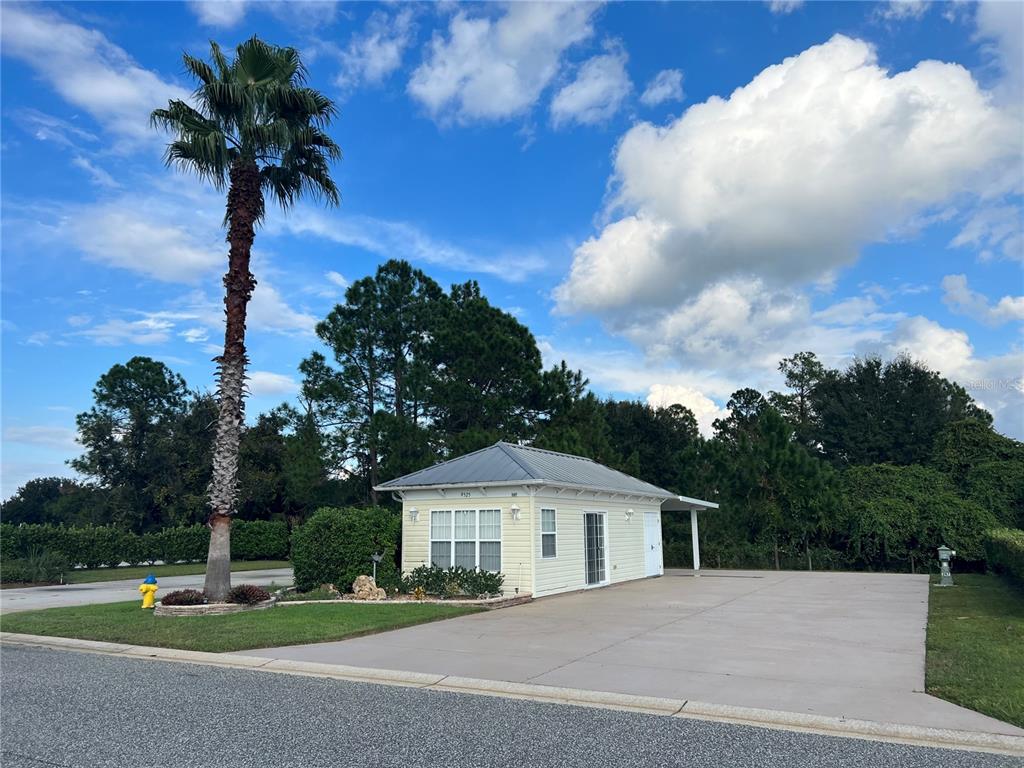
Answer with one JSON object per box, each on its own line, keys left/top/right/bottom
{"left": 375, "top": 442, "right": 676, "bottom": 498}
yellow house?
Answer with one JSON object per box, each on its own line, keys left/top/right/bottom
{"left": 375, "top": 442, "right": 717, "bottom": 598}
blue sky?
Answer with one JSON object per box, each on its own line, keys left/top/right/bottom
{"left": 2, "top": 0, "right": 1022, "bottom": 497}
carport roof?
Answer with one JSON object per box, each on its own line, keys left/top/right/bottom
{"left": 375, "top": 441, "right": 679, "bottom": 498}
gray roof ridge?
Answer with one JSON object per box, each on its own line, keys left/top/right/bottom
{"left": 494, "top": 441, "right": 542, "bottom": 479}
{"left": 505, "top": 441, "right": 598, "bottom": 463}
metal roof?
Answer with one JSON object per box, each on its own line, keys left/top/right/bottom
{"left": 375, "top": 441, "right": 677, "bottom": 498}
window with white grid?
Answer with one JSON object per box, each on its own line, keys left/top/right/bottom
{"left": 540, "top": 508, "right": 557, "bottom": 558}
{"left": 478, "top": 509, "right": 501, "bottom": 572}
{"left": 430, "top": 510, "right": 452, "bottom": 568}
{"left": 428, "top": 508, "right": 501, "bottom": 572}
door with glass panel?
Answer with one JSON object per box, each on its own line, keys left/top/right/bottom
{"left": 584, "top": 512, "right": 606, "bottom": 585}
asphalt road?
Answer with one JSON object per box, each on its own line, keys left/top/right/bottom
{"left": 1, "top": 646, "right": 1020, "bottom": 768}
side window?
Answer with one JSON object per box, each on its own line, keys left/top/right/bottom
{"left": 540, "top": 508, "right": 557, "bottom": 558}
{"left": 430, "top": 510, "right": 452, "bottom": 568}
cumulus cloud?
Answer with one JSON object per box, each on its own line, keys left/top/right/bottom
{"left": 639, "top": 69, "right": 684, "bottom": 107}
{"left": 75, "top": 317, "right": 175, "bottom": 346}
{"left": 248, "top": 371, "right": 300, "bottom": 397}
{"left": 408, "top": 2, "right": 597, "bottom": 124}
{"left": 646, "top": 384, "right": 729, "bottom": 437}
{"left": 941, "top": 274, "right": 1024, "bottom": 325}
{"left": 325, "top": 271, "right": 349, "bottom": 288}
{"left": 1, "top": 6, "right": 188, "bottom": 148}
{"left": 555, "top": 35, "right": 1020, "bottom": 316}
{"left": 550, "top": 42, "right": 632, "bottom": 127}
{"left": 336, "top": 9, "right": 415, "bottom": 90}
{"left": 188, "top": 0, "right": 248, "bottom": 27}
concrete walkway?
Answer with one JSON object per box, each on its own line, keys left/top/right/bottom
{"left": 243, "top": 569, "right": 1023, "bottom": 737}
{"left": 0, "top": 568, "right": 292, "bottom": 613}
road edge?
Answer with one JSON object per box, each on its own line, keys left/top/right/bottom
{"left": 2, "top": 632, "right": 1021, "bottom": 757}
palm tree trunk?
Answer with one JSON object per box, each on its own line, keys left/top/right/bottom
{"left": 205, "top": 159, "right": 260, "bottom": 601}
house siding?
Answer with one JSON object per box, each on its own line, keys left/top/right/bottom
{"left": 400, "top": 486, "right": 533, "bottom": 596}
{"left": 531, "top": 490, "right": 660, "bottom": 598}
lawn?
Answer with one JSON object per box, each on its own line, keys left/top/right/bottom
{"left": 63, "top": 560, "right": 291, "bottom": 585}
{"left": 926, "top": 573, "right": 1024, "bottom": 728}
{"left": 0, "top": 600, "right": 481, "bottom": 653}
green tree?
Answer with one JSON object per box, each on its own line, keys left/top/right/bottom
{"left": 71, "top": 357, "right": 192, "bottom": 531}
{"left": 301, "top": 261, "right": 444, "bottom": 503}
{"left": 152, "top": 37, "right": 341, "bottom": 600}
{"left": 769, "top": 351, "right": 825, "bottom": 450}
{"left": 0, "top": 478, "right": 82, "bottom": 525}
{"left": 812, "top": 355, "right": 989, "bottom": 467}
{"left": 427, "top": 281, "right": 545, "bottom": 454}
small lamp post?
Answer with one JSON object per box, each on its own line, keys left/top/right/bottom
{"left": 936, "top": 545, "right": 956, "bottom": 587}
{"left": 371, "top": 552, "right": 383, "bottom": 582}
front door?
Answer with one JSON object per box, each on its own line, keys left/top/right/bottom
{"left": 644, "top": 511, "right": 663, "bottom": 576}
{"left": 584, "top": 512, "right": 606, "bottom": 586}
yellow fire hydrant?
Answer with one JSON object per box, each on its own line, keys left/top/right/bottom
{"left": 139, "top": 574, "right": 158, "bottom": 609}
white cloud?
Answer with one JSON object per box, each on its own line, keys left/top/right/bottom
{"left": 248, "top": 371, "right": 300, "bottom": 397}
{"left": 66, "top": 314, "right": 92, "bottom": 328}
{"left": 71, "top": 156, "right": 119, "bottom": 189}
{"left": 64, "top": 203, "right": 221, "bottom": 283}
{"left": 337, "top": 9, "right": 415, "bottom": 90}
{"left": 14, "top": 109, "right": 97, "bottom": 149}
{"left": 877, "top": 1, "right": 931, "bottom": 21}
{"left": 555, "top": 35, "right": 1020, "bottom": 316}
{"left": 3, "top": 426, "right": 78, "bottom": 450}
{"left": 646, "top": 384, "right": 729, "bottom": 437}
{"left": 25, "top": 332, "right": 50, "bottom": 347}
{"left": 550, "top": 42, "right": 632, "bottom": 128}
{"left": 941, "top": 274, "right": 1024, "bottom": 326}
{"left": 639, "top": 69, "right": 684, "bottom": 107}
{"left": 188, "top": 0, "right": 248, "bottom": 27}
{"left": 767, "top": 1, "right": 804, "bottom": 14}
{"left": 1, "top": 6, "right": 189, "bottom": 148}
{"left": 975, "top": 0, "right": 1024, "bottom": 95}
{"left": 76, "top": 317, "right": 175, "bottom": 346}
{"left": 180, "top": 327, "right": 210, "bottom": 343}
{"left": 276, "top": 208, "right": 546, "bottom": 282}
{"left": 951, "top": 205, "right": 1023, "bottom": 262}
{"left": 248, "top": 282, "right": 318, "bottom": 335}
{"left": 325, "top": 271, "right": 349, "bottom": 289}
{"left": 408, "top": 2, "right": 597, "bottom": 124}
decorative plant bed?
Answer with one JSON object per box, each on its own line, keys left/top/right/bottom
{"left": 154, "top": 598, "right": 276, "bottom": 617}
{"left": 277, "top": 593, "right": 531, "bottom": 610}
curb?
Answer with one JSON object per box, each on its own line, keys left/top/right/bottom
{"left": 3, "top": 632, "right": 1022, "bottom": 756}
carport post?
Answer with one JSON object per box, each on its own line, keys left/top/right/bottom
{"left": 690, "top": 508, "right": 701, "bottom": 574}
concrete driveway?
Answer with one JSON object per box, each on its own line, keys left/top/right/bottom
{"left": 243, "top": 569, "right": 1023, "bottom": 736}
{"left": 0, "top": 568, "right": 292, "bottom": 613}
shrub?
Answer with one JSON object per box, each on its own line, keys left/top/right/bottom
{"left": 161, "top": 589, "right": 205, "bottom": 606}
{"left": 984, "top": 528, "right": 1024, "bottom": 584}
{"left": 151, "top": 525, "right": 208, "bottom": 564}
{"left": 1, "top": 548, "right": 71, "bottom": 584}
{"left": 402, "top": 565, "right": 504, "bottom": 598}
{"left": 291, "top": 507, "right": 400, "bottom": 592}
{"left": 232, "top": 520, "right": 290, "bottom": 560}
{"left": 0, "top": 559, "right": 32, "bottom": 584}
{"left": 227, "top": 584, "right": 271, "bottom": 605}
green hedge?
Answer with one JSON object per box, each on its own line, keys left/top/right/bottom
{"left": 291, "top": 506, "right": 400, "bottom": 592}
{"left": 0, "top": 520, "right": 289, "bottom": 571}
{"left": 984, "top": 528, "right": 1024, "bottom": 584}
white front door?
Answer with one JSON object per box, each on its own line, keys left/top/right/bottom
{"left": 644, "top": 511, "right": 663, "bottom": 576}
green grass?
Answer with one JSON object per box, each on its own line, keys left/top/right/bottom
{"left": 0, "top": 600, "right": 481, "bottom": 653}
{"left": 926, "top": 573, "right": 1024, "bottom": 728}
{"left": 62, "top": 560, "right": 291, "bottom": 585}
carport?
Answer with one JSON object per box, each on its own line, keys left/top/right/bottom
{"left": 661, "top": 495, "right": 719, "bottom": 572}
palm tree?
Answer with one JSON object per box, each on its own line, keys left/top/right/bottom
{"left": 152, "top": 37, "right": 340, "bottom": 600}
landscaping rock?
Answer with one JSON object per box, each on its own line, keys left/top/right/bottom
{"left": 352, "top": 575, "right": 386, "bottom": 600}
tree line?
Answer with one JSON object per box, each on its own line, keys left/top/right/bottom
{"left": 4, "top": 259, "right": 1021, "bottom": 572}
